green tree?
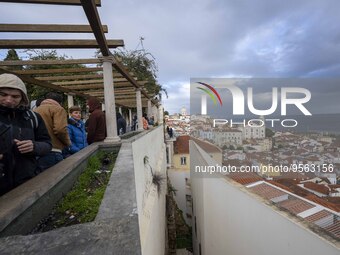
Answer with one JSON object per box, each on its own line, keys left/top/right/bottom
{"left": 24, "top": 49, "right": 87, "bottom": 108}
{"left": 111, "top": 46, "right": 167, "bottom": 100}
{"left": 3, "top": 49, "right": 22, "bottom": 70}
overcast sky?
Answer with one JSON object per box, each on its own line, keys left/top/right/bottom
{"left": 1, "top": 0, "right": 340, "bottom": 114}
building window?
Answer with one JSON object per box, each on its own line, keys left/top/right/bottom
{"left": 181, "top": 156, "right": 187, "bottom": 165}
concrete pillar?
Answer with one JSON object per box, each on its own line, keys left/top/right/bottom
{"left": 129, "top": 108, "right": 132, "bottom": 127}
{"left": 147, "top": 100, "right": 152, "bottom": 118}
{"left": 158, "top": 104, "right": 164, "bottom": 124}
{"left": 102, "top": 57, "right": 120, "bottom": 142}
{"left": 67, "top": 94, "right": 74, "bottom": 108}
{"left": 152, "top": 105, "right": 158, "bottom": 123}
{"left": 136, "top": 88, "right": 144, "bottom": 131}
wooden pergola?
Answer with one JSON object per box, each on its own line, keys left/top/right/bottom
{"left": 0, "top": 58, "right": 154, "bottom": 108}
{"left": 0, "top": 0, "right": 161, "bottom": 140}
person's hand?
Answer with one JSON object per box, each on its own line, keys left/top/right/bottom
{"left": 14, "top": 139, "right": 34, "bottom": 154}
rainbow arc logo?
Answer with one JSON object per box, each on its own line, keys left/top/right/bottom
{"left": 196, "top": 82, "right": 222, "bottom": 115}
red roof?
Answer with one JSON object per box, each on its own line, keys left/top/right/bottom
{"left": 249, "top": 183, "right": 287, "bottom": 200}
{"left": 228, "top": 172, "right": 263, "bottom": 185}
{"left": 277, "top": 198, "right": 315, "bottom": 215}
{"left": 324, "top": 220, "right": 340, "bottom": 239}
{"left": 304, "top": 210, "right": 332, "bottom": 223}
{"left": 191, "top": 137, "right": 222, "bottom": 154}
{"left": 174, "top": 135, "right": 190, "bottom": 154}
{"left": 174, "top": 136, "right": 222, "bottom": 155}
{"left": 304, "top": 195, "right": 340, "bottom": 212}
{"left": 304, "top": 182, "right": 330, "bottom": 195}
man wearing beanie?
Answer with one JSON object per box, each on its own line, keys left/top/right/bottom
{"left": 0, "top": 73, "right": 51, "bottom": 195}
{"left": 35, "top": 92, "right": 71, "bottom": 171}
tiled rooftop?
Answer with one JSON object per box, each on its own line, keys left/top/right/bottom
{"left": 249, "top": 183, "right": 287, "bottom": 200}
{"left": 191, "top": 137, "right": 222, "bottom": 154}
{"left": 304, "top": 210, "right": 332, "bottom": 223}
{"left": 174, "top": 135, "right": 190, "bottom": 154}
{"left": 304, "top": 182, "right": 330, "bottom": 195}
{"left": 277, "top": 198, "right": 315, "bottom": 215}
{"left": 324, "top": 219, "right": 340, "bottom": 239}
{"left": 228, "top": 172, "right": 263, "bottom": 185}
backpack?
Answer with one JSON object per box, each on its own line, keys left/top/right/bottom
{"left": 25, "top": 110, "right": 39, "bottom": 129}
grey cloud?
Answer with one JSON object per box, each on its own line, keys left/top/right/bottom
{"left": 1, "top": 0, "right": 340, "bottom": 114}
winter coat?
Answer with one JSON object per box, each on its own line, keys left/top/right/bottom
{"left": 0, "top": 105, "right": 52, "bottom": 195}
{"left": 87, "top": 97, "right": 106, "bottom": 144}
{"left": 35, "top": 99, "right": 71, "bottom": 150}
{"left": 66, "top": 118, "right": 88, "bottom": 154}
{"left": 117, "top": 112, "right": 126, "bottom": 135}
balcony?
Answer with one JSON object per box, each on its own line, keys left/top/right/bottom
{"left": 0, "top": 127, "right": 167, "bottom": 255}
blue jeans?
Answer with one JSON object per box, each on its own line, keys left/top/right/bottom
{"left": 37, "top": 152, "right": 63, "bottom": 173}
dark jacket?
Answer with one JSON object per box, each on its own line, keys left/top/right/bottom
{"left": 117, "top": 112, "right": 127, "bottom": 135}
{"left": 66, "top": 118, "right": 88, "bottom": 154}
{"left": 0, "top": 105, "right": 52, "bottom": 195}
{"left": 87, "top": 97, "right": 106, "bottom": 144}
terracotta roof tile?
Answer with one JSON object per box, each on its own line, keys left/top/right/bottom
{"left": 174, "top": 135, "right": 190, "bottom": 154}
{"left": 304, "top": 210, "right": 332, "bottom": 223}
{"left": 324, "top": 220, "right": 340, "bottom": 239}
{"left": 278, "top": 198, "right": 315, "bottom": 215}
{"left": 249, "top": 183, "right": 287, "bottom": 200}
{"left": 304, "top": 182, "right": 330, "bottom": 195}
{"left": 304, "top": 195, "right": 340, "bottom": 212}
{"left": 191, "top": 137, "right": 222, "bottom": 154}
{"left": 228, "top": 172, "right": 263, "bottom": 185}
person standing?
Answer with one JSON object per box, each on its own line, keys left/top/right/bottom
{"left": 86, "top": 96, "right": 106, "bottom": 144}
{"left": 63, "top": 106, "right": 87, "bottom": 157}
{"left": 132, "top": 115, "right": 137, "bottom": 131}
{"left": 142, "top": 113, "right": 149, "bottom": 130}
{"left": 0, "top": 73, "right": 51, "bottom": 195}
{"left": 35, "top": 92, "right": 71, "bottom": 171}
{"left": 117, "top": 112, "right": 127, "bottom": 135}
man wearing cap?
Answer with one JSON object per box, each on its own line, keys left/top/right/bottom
{"left": 0, "top": 73, "right": 51, "bottom": 195}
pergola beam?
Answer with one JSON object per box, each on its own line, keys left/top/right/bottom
{"left": 34, "top": 72, "right": 130, "bottom": 81}
{"left": 0, "top": 58, "right": 101, "bottom": 66}
{"left": 0, "top": 0, "right": 101, "bottom": 6}
{"left": 0, "top": 24, "right": 108, "bottom": 33}
{"left": 0, "top": 39, "right": 124, "bottom": 49}
{"left": 53, "top": 78, "right": 128, "bottom": 85}
{"left": 80, "top": 0, "right": 109, "bottom": 56}
{"left": 61, "top": 84, "right": 103, "bottom": 90}
{"left": 14, "top": 67, "right": 102, "bottom": 75}
{"left": 0, "top": 67, "right": 88, "bottom": 98}
{"left": 36, "top": 74, "right": 103, "bottom": 81}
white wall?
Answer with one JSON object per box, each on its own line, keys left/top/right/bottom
{"left": 168, "top": 169, "right": 191, "bottom": 226}
{"left": 190, "top": 141, "right": 339, "bottom": 255}
{"left": 132, "top": 127, "right": 167, "bottom": 255}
